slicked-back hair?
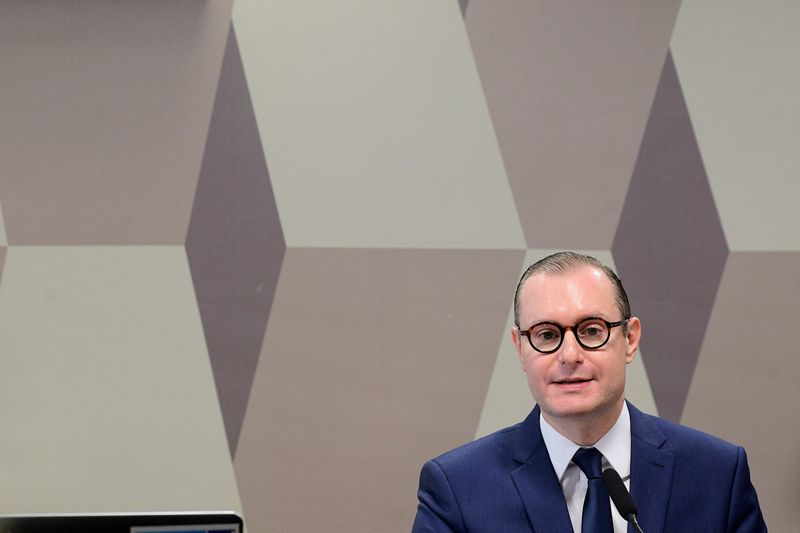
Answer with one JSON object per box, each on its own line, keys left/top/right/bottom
{"left": 513, "top": 251, "right": 631, "bottom": 329}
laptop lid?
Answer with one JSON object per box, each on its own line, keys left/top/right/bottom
{"left": 0, "top": 511, "right": 243, "bottom": 533}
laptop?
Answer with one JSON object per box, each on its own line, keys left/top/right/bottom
{"left": 0, "top": 512, "right": 243, "bottom": 533}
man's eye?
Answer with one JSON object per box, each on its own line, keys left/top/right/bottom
{"left": 578, "top": 322, "right": 607, "bottom": 338}
{"left": 537, "top": 330, "right": 559, "bottom": 341}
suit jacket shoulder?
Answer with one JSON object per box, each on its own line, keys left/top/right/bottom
{"left": 413, "top": 407, "right": 572, "bottom": 533}
{"left": 626, "top": 403, "right": 767, "bottom": 533}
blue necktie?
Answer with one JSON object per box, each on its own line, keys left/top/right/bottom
{"left": 572, "top": 447, "right": 613, "bottom": 533}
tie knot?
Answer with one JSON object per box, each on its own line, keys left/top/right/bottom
{"left": 572, "top": 447, "right": 603, "bottom": 479}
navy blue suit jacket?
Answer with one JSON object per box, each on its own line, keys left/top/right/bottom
{"left": 413, "top": 403, "right": 766, "bottom": 532}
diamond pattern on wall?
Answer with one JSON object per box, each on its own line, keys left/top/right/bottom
{"left": 0, "top": 247, "right": 240, "bottom": 513}
{"left": 465, "top": 0, "right": 680, "bottom": 249}
{"left": 682, "top": 252, "right": 800, "bottom": 527}
{"left": 0, "top": 1, "right": 232, "bottom": 245}
{"left": 235, "top": 248, "right": 523, "bottom": 533}
{"left": 233, "top": 0, "right": 523, "bottom": 249}
{"left": 671, "top": 3, "right": 800, "bottom": 251}
{"left": 612, "top": 51, "right": 728, "bottom": 422}
{"left": 186, "top": 24, "right": 286, "bottom": 456}
{"left": 0, "top": 2, "right": 795, "bottom": 531}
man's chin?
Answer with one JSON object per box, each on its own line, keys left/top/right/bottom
{"left": 546, "top": 405, "right": 596, "bottom": 420}
{"left": 540, "top": 395, "right": 624, "bottom": 424}
{"left": 540, "top": 396, "right": 607, "bottom": 420}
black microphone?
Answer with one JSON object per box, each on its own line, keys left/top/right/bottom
{"left": 601, "top": 468, "right": 644, "bottom": 533}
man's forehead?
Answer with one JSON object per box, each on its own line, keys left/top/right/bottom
{"left": 519, "top": 266, "right": 616, "bottom": 310}
{"left": 522, "top": 265, "right": 609, "bottom": 289}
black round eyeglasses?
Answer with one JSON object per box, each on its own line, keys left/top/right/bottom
{"left": 518, "top": 316, "right": 629, "bottom": 354}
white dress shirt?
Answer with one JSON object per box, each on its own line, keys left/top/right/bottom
{"left": 540, "top": 402, "right": 632, "bottom": 533}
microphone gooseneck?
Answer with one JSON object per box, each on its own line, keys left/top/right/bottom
{"left": 601, "top": 468, "right": 644, "bottom": 533}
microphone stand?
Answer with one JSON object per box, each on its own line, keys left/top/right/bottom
{"left": 627, "top": 513, "right": 644, "bottom": 533}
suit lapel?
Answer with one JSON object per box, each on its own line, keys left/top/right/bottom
{"left": 510, "top": 407, "right": 573, "bottom": 533}
{"left": 628, "top": 403, "right": 674, "bottom": 533}
{"left": 509, "top": 403, "right": 676, "bottom": 532}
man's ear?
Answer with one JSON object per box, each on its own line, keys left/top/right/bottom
{"left": 624, "top": 316, "right": 642, "bottom": 364}
{"left": 511, "top": 327, "right": 525, "bottom": 369}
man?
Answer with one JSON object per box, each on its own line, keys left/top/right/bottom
{"left": 412, "top": 252, "right": 766, "bottom": 532}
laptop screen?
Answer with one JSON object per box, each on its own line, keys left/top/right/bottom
{"left": 0, "top": 512, "right": 243, "bottom": 533}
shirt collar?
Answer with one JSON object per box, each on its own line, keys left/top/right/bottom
{"left": 539, "top": 402, "right": 631, "bottom": 480}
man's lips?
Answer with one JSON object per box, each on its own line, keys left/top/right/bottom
{"left": 552, "top": 378, "right": 593, "bottom": 390}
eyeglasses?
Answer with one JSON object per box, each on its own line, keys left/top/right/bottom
{"left": 518, "top": 317, "right": 628, "bottom": 354}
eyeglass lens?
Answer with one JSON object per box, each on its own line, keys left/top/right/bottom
{"left": 528, "top": 318, "right": 611, "bottom": 352}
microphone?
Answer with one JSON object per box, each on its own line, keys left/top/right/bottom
{"left": 601, "top": 468, "right": 644, "bottom": 533}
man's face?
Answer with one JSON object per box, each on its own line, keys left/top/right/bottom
{"left": 511, "top": 266, "right": 641, "bottom": 429}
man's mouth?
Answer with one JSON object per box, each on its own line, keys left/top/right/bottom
{"left": 553, "top": 378, "right": 592, "bottom": 390}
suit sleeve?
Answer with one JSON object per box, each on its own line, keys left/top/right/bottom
{"left": 411, "top": 459, "right": 466, "bottom": 533}
{"left": 727, "top": 446, "right": 767, "bottom": 532}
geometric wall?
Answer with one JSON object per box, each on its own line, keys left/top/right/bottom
{"left": 1, "top": 1, "right": 798, "bottom": 531}
{"left": 0, "top": 0, "right": 241, "bottom": 518}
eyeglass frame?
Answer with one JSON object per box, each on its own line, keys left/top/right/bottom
{"left": 517, "top": 316, "right": 629, "bottom": 354}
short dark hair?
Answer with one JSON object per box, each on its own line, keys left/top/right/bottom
{"left": 513, "top": 251, "right": 631, "bottom": 328}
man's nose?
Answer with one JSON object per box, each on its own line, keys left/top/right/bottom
{"left": 557, "top": 328, "right": 584, "bottom": 365}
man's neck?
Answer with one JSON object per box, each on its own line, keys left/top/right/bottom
{"left": 542, "top": 400, "right": 625, "bottom": 446}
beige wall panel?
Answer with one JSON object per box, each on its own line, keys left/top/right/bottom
{"left": 0, "top": 247, "right": 241, "bottom": 514}
{"left": 235, "top": 248, "right": 523, "bottom": 532}
{"left": 465, "top": 1, "right": 681, "bottom": 248}
{"left": 476, "top": 249, "right": 657, "bottom": 438}
{"left": 233, "top": 1, "right": 524, "bottom": 249}
{"left": 671, "top": 3, "right": 800, "bottom": 251}
{"left": 0, "top": 2, "right": 232, "bottom": 244}
{"left": 683, "top": 252, "right": 800, "bottom": 530}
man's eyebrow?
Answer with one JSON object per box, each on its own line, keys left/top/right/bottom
{"left": 526, "top": 314, "right": 612, "bottom": 326}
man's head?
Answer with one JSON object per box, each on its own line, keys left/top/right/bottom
{"left": 511, "top": 252, "right": 641, "bottom": 443}
{"left": 513, "top": 251, "right": 631, "bottom": 329}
